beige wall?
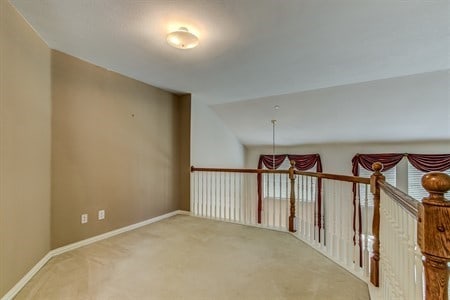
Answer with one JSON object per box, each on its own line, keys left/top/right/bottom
{"left": 0, "top": 0, "right": 52, "bottom": 297}
{"left": 177, "top": 94, "right": 191, "bottom": 211}
{"left": 0, "top": 3, "right": 190, "bottom": 293}
{"left": 51, "top": 51, "right": 190, "bottom": 248}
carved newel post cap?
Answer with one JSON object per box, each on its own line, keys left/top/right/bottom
{"left": 421, "top": 172, "right": 450, "bottom": 196}
{"left": 372, "top": 162, "right": 383, "bottom": 173}
{"left": 289, "top": 160, "right": 296, "bottom": 180}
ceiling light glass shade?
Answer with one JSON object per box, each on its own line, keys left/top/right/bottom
{"left": 166, "top": 27, "right": 199, "bottom": 49}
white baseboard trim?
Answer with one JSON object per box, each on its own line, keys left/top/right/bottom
{"left": 0, "top": 252, "right": 52, "bottom": 300}
{"left": 51, "top": 210, "right": 183, "bottom": 256}
{"left": 1, "top": 210, "right": 187, "bottom": 300}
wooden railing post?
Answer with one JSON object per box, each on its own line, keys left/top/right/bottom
{"left": 418, "top": 172, "right": 450, "bottom": 300}
{"left": 288, "top": 160, "right": 297, "bottom": 232}
{"left": 370, "top": 162, "right": 385, "bottom": 287}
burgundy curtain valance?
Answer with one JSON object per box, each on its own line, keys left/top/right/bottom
{"left": 287, "top": 154, "right": 323, "bottom": 172}
{"left": 257, "top": 154, "right": 323, "bottom": 172}
{"left": 351, "top": 153, "right": 404, "bottom": 176}
{"left": 352, "top": 153, "right": 450, "bottom": 176}
{"left": 258, "top": 154, "right": 289, "bottom": 170}
{"left": 407, "top": 154, "right": 450, "bottom": 172}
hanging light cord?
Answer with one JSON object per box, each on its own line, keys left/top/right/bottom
{"left": 271, "top": 120, "right": 276, "bottom": 169}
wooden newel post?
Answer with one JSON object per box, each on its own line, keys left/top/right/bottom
{"left": 370, "top": 162, "right": 385, "bottom": 287}
{"left": 418, "top": 172, "right": 450, "bottom": 300}
{"left": 288, "top": 160, "right": 297, "bottom": 233}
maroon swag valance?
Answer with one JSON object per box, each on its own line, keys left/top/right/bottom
{"left": 257, "top": 154, "right": 323, "bottom": 240}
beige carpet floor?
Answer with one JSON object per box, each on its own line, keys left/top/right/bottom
{"left": 16, "top": 215, "right": 369, "bottom": 300}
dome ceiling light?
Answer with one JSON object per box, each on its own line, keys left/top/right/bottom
{"left": 166, "top": 27, "right": 199, "bottom": 49}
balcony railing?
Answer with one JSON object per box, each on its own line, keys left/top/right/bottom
{"left": 190, "top": 163, "right": 450, "bottom": 300}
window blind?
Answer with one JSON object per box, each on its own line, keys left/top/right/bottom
{"left": 263, "top": 159, "right": 315, "bottom": 199}
{"left": 407, "top": 163, "right": 450, "bottom": 201}
{"left": 359, "top": 166, "right": 396, "bottom": 206}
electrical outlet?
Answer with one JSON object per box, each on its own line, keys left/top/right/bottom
{"left": 81, "top": 214, "right": 88, "bottom": 224}
{"left": 98, "top": 210, "right": 105, "bottom": 220}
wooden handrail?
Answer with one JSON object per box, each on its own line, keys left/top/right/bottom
{"left": 191, "top": 166, "right": 370, "bottom": 184}
{"left": 378, "top": 180, "right": 419, "bottom": 217}
{"left": 294, "top": 170, "right": 371, "bottom": 184}
{"left": 191, "top": 166, "right": 289, "bottom": 174}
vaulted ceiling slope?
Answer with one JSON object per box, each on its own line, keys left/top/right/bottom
{"left": 212, "top": 70, "right": 450, "bottom": 145}
{"left": 10, "top": 0, "right": 449, "bottom": 146}
{"left": 10, "top": 0, "right": 450, "bottom": 106}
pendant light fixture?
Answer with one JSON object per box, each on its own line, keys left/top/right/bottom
{"left": 166, "top": 27, "right": 199, "bottom": 49}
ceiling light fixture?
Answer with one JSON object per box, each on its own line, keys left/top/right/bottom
{"left": 166, "top": 27, "right": 199, "bottom": 49}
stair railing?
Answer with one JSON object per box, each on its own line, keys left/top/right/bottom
{"left": 369, "top": 163, "right": 449, "bottom": 300}
{"left": 190, "top": 166, "right": 289, "bottom": 229}
{"left": 291, "top": 162, "right": 372, "bottom": 277}
{"left": 191, "top": 163, "right": 372, "bottom": 278}
{"left": 191, "top": 162, "right": 450, "bottom": 299}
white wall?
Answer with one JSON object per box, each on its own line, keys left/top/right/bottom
{"left": 246, "top": 141, "right": 450, "bottom": 175}
{"left": 191, "top": 99, "right": 245, "bottom": 167}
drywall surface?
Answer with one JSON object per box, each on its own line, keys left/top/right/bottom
{"left": 177, "top": 94, "right": 191, "bottom": 211}
{"left": 212, "top": 70, "right": 450, "bottom": 145}
{"left": 0, "top": 0, "right": 51, "bottom": 296}
{"left": 51, "top": 50, "right": 189, "bottom": 248}
{"left": 191, "top": 99, "right": 245, "bottom": 168}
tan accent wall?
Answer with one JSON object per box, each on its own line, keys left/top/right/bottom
{"left": 0, "top": 2, "right": 190, "bottom": 294}
{"left": 51, "top": 50, "right": 190, "bottom": 248}
{"left": 177, "top": 94, "right": 191, "bottom": 211}
{"left": 0, "top": 0, "right": 52, "bottom": 297}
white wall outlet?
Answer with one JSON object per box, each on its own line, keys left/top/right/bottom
{"left": 81, "top": 214, "right": 88, "bottom": 224}
{"left": 98, "top": 210, "right": 105, "bottom": 220}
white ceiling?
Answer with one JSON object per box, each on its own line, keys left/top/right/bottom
{"left": 212, "top": 70, "right": 450, "bottom": 145}
{"left": 10, "top": 0, "right": 450, "bottom": 145}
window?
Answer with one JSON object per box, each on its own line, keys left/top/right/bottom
{"left": 407, "top": 163, "right": 450, "bottom": 201}
{"left": 359, "top": 166, "right": 396, "bottom": 206}
{"left": 263, "top": 159, "right": 291, "bottom": 199}
{"left": 262, "top": 158, "right": 317, "bottom": 200}
{"left": 359, "top": 166, "right": 396, "bottom": 186}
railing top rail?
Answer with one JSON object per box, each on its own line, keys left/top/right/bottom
{"left": 191, "top": 166, "right": 289, "bottom": 174}
{"left": 378, "top": 179, "right": 419, "bottom": 217}
{"left": 191, "top": 166, "right": 370, "bottom": 184}
{"left": 294, "top": 170, "right": 370, "bottom": 184}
